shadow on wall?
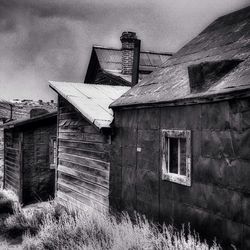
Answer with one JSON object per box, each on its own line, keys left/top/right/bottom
{"left": 0, "top": 125, "right": 3, "bottom": 189}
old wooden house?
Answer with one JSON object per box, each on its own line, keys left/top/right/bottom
{"left": 49, "top": 81, "right": 129, "bottom": 211}
{"left": 0, "top": 99, "right": 12, "bottom": 177}
{"left": 110, "top": 6, "right": 250, "bottom": 249}
{"left": 84, "top": 31, "right": 172, "bottom": 86}
{"left": 3, "top": 111, "right": 57, "bottom": 205}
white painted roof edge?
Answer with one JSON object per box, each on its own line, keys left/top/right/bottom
{"left": 49, "top": 81, "right": 105, "bottom": 129}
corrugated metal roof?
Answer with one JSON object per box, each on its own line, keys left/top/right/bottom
{"left": 111, "top": 6, "right": 250, "bottom": 108}
{"left": 49, "top": 81, "right": 130, "bottom": 129}
{"left": 93, "top": 46, "right": 172, "bottom": 72}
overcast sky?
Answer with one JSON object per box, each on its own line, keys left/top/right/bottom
{"left": 0, "top": 0, "right": 249, "bottom": 101}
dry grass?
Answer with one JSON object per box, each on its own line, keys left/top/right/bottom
{"left": 3, "top": 202, "right": 63, "bottom": 238}
{"left": 21, "top": 203, "right": 221, "bottom": 250}
{"left": 0, "top": 190, "right": 221, "bottom": 250}
{"left": 0, "top": 189, "right": 19, "bottom": 215}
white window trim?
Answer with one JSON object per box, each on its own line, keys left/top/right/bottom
{"left": 161, "top": 129, "right": 191, "bottom": 186}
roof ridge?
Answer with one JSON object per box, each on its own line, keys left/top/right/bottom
{"left": 93, "top": 45, "right": 172, "bottom": 55}
{"left": 93, "top": 45, "right": 120, "bottom": 51}
{"left": 214, "top": 5, "right": 250, "bottom": 22}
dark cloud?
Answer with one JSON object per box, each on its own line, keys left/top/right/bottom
{"left": 0, "top": 0, "right": 149, "bottom": 21}
{"left": 0, "top": 0, "right": 249, "bottom": 101}
{"left": 0, "top": 0, "right": 93, "bottom": 20}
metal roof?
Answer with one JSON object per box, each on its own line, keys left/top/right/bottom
{"left": 49, "top": 81, "right": 130, "bottom": 129}
{"left": 3, "top": 111, "right": 57, "bottom": 129}
{"left": 93, "top": 46, "right": 172, "bottom": 72}
{"left": 111, "top": 6, "right": 250, "bottom": 108}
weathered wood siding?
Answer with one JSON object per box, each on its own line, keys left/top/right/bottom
{"left": 4, "top": 130, "right": 23, "bottom": 200}
{"left": 111, "top": 97, "right": 250, "bottom": 249}
{"left": 22, "top": 124, "right": 56, "bottom": 204}
{"left": 0, "top": 120, "right": 5, "bottom": 179}
{"left": 4, "top": 118, "right": 56, "bottom": 204}
{"left": 56, "top": 97, "right": 110, "bottom": 212}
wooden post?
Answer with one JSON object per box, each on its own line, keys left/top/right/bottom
{"left": 3, "top": 130, "right": 6, "bottom": 189}
{"left": 19, "top": 132, "right": 23, "bottom": 204}
{"left": 55, "top": 96, "right": 59, "bottom": 199}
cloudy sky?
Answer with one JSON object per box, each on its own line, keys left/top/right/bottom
{"left": 0, "top": 0, "right": 249, "bottom": 101}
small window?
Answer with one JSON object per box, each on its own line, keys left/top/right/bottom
{"left": 49, "top": 137, "right": 57, "bottom": 169}
{"left": 161, "top": 130, "right": 191, "bottom": 186}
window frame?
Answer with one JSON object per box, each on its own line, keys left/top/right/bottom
{"left": 161, "top": 129, "right": 191, "bottom": 186}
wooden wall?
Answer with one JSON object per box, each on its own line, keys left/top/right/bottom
{"left": 22, "top": 123, "right": 56, "bottom": 204}
{"left": 0, "top": 119, "right": 5, "bottom": 187}
{"left": 4, "top": 130, "right": 23, "bottom": 200}
{"left": 110, "top": 97, "right": 250, "bottom": 249}
{"left": 4, "top": 118, "right": 56, "bottom": 204}
{"left": 56, "top": 97, "right": 111, "bottom": 212}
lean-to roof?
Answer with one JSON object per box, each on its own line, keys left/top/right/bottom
{"left": 49, "top": 81, "right": 130, "bottom": 129}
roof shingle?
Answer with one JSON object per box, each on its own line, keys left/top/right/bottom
{"left": 111, "top": 6, "right": 250, "bottom": 108}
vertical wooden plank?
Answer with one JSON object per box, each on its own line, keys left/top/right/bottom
{"left": 19, "top": 132, "right": 23, "bottom": 204}
{"left": 3, "top": 130, "right": 6, "bottom": 189}
{"left": 55, "top": 96, "right": 59, "bottom": 199}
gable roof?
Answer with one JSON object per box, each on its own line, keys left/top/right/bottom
{"left": 84, "top": 46, "right": 172, "bottom": 84}
{"left": 111, "top": 6, "right": 250, "bottom": 108}
{"left": 49, "top": 81, "right": 130, "bottom": 129}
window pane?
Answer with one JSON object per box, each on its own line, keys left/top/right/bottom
{"left": 169, "top": 138, "right": 178, "bottom": 174}
{"left": 180, "top": 138, "right": 186, "bottom": 175}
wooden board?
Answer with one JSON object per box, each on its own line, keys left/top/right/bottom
{"left": 56, "top": 97, "right": 111, "bottom": 212}
{"left": 4, "top": 131, "right": 23, "bottom": 202}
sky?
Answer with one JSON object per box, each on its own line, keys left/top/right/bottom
{"left": 0, "top": 0, "right": 249, "bottom": 101}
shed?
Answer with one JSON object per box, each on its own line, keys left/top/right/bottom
{"left": 49, "top": 81, "right": 130, "bottom": 211}
{"left": 3, "top": 111, "right": 57, "bottom": 205}
{"left": 0, "top": 99, "right": 12, "bottom": 184}
{"left": 110, "top": 6, "right": 250, "bottom": 249}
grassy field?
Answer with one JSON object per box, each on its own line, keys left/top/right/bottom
{"left": 0, "top": 190, "right": 221, "bottom": 250}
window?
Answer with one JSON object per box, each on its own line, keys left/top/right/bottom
{"left": 161, "top": 130, "right": 191, "bottom": 186}
{"left": 49, "top": 137, "right": 57, "bottom": 169}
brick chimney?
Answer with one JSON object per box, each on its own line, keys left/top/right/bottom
{"left": 120, "top": 32, "right": 140, "bottom": 82}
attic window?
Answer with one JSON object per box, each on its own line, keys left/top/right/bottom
{"left": 188, "top": 59, "right": 242, "bottom": 93}
{"left": 161, "top": 130, "right": 191, "bottom": 186}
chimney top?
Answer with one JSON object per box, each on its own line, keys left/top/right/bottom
{"left": 120, "top": 31, "right": 140, "bottom": 78}
{"left": 120, "top": 32, "right": 137, "bottom": 43}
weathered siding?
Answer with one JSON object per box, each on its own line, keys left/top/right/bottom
{"left": 4, "top": 117, "right": 56, "bottom": 204}
{"left": 22, "top": 124, "right": 56, "bottom": 204}
{"left": 56, "top": 97, "right": 110, "bottom": 212}
{"left": 110, "top": 97, "right": 250, "bottom": 249}
{"left": 0, "top": 119, "right": 5, "bottom": 187}
{"left": 4, "top": 130, "right": 23, "bottom": 199}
